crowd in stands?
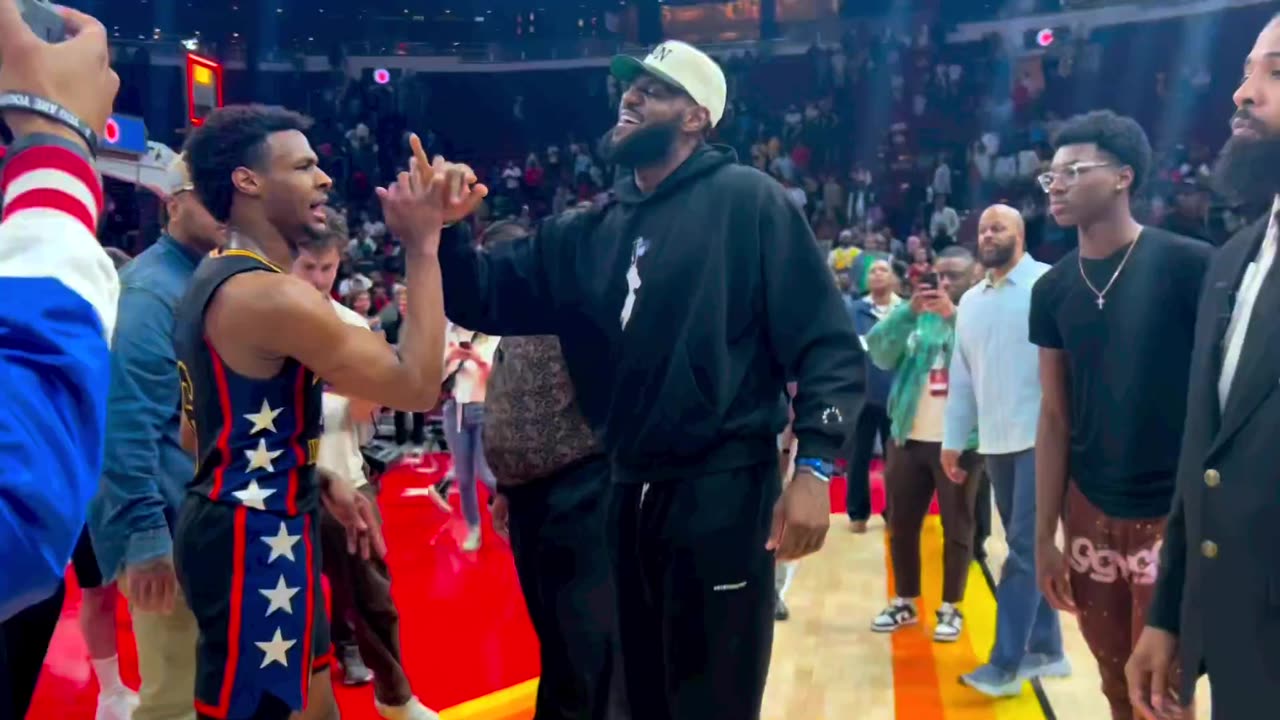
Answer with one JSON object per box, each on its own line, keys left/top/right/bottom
{"left": 99, "top": 2, "right": 1274, "bottom": 321}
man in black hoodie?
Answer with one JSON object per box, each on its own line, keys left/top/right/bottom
{"left": 436, "top": 40, "right": 863, "bottom": 719}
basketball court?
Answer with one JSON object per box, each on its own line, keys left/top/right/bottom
{"left": 25, "top": 456, "right": 1210, "bottom": 719}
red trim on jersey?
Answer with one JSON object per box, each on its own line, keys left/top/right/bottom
{"left": 285, "top": 365, "right": 307, "bottom": 515}
{"left": 206, "top": 339, "right": 235, "bottom": 500}
{"left": 300, "top": 513, "right": 317, "bottom": 707}
{"left": 312, "top": 649, "right": 333, "bottom": 671}
{"left": 192, "top": 506, "right": 248, "bottom": 719}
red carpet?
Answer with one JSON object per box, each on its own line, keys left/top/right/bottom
{"left": 26, "top": 455, "right": 905, "bottom": 718}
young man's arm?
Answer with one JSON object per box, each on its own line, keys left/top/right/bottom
{"left": 1028, "top": 277, "right": 1076, "bottom": 613}
{"left": 211, "top": 270, "right": 446, "bottom": 412}
{"left": 0, "top": 142, "right": 119, "bottom": 620}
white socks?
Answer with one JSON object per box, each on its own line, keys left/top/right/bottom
{"left": 90, "top": 655, "right": 125, "bottom": 694}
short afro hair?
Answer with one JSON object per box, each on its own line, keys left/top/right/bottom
{"left": 183, "top": 104, "right": 313, "bottom": 223}
{"left": 1052, "top": 110, "right": 1152, "bottom": 195}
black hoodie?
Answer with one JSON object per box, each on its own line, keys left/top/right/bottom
{"left": 440, "top": 144, "right": 863, "bottom": 483}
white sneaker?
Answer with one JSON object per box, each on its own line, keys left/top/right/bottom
{"left": 377, "top": 697, "right": 441, "bottom": 720}
{"left": 462, "top": 526, "right": 482, "bottom": 552}
{"left": 933, "top": 605, "right": 964, "bottom": 643}
{"left": 95, "top": 689, "right": 139, "bottom": 720}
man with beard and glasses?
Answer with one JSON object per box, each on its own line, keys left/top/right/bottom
{"left": 1029, "top": 110, "right": 1211, "bottom": 720}
{"left": 1127, "top": 15, "right": 1280, "bottom": 720}
{"left": 943, "top": 205, "right": 1067, "bottom": 696}
{"left": 437, "top": 40, "right": 863, "bottom": 719}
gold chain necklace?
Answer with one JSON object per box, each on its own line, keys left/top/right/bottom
{"left": 1077, "top": 234, "right": 1141, "bottom": 309}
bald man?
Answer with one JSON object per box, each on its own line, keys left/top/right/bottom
{"left": 943, "top": 205, "right": 1069, "bottom": 696}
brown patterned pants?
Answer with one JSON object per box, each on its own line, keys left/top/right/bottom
{"left": 1064, "top": 482, "right": 1184, "bottom": 720}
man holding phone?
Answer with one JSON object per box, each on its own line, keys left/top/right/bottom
{"left": 866, "top": 247, "right": 984, "bottom": 642}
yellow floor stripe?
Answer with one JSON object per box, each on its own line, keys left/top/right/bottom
{"left": 916, "top": 516, "right": 1048, "bottom": 720}
{"left": 440, "top": 678, "right": 537, "bottom": 720}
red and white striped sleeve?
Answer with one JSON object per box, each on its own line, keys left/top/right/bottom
{"left": 0, "top": 143, "right": 118, "bottom": 341}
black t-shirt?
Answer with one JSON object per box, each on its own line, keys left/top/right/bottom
{"left": 1029, "top": 227, "right": 1212, "bottom": 519}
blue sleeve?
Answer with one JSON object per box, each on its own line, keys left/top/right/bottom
{"left": 943, "top": 304, "right": 978, "bottom": 452}
{"left": 92, "top": 287, "right": 178, "bottom": 575}
{"left": 0, "top": 278, "right": 112, "bottom": 620}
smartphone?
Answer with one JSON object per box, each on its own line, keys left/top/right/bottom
{"left": 458, "top": 341, "right": 473, "bottom": 350}
{"left": 19, "top": 0, "right": 65, "bottom": 43}
{"left": 919, "top": 271, "right": 938, "bottom": 288}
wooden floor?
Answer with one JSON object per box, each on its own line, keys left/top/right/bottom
{"left": 764, "top": 512, "right": 1212, "bottom": 720}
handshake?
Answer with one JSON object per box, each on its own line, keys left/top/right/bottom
{"left": 375, "top": 133, "right": 489, "bottom": 257}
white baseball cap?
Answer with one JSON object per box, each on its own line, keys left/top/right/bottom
{"left": 610, "top": 40, "right": 727, "bottom": 128}
{"left": 164, "top": 153, "right": 195, "bottom": 198}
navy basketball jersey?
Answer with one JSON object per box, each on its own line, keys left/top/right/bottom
{"left": 174, "top": 249, "right": 323, "bottom": 516}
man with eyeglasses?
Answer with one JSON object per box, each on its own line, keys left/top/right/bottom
{"left": 1027, "top": 110, "right": 1211, "bottom": 720}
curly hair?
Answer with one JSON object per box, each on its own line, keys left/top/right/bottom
{"left": 182, "top": 105, "right": 313, "bottom": 223}
{"left": 1052, "top": 110, "right": 1152, "bottom": 194}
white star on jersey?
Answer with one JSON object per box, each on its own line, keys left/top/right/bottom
{"left": 232, "top": 479, "right": 276, "bottom": 510}
{"left": 244, "top": 399, "right": 283, "bottom": 435}
{"left": 255, "top": 628, "right": 296, "bottom": 669}
{"left": 259, "top": 575, "right": 300, "bottom": 616}
{"left": 245, "top": 438, "right": 284, "bottom": 473}
{"left": 261, "top": 522, "right": 300, "bottom": 563}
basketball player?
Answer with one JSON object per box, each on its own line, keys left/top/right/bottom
{"left": 176, "top": 105, "right": 478, "bottom": 720}
{"left": 1029, "top": 111, "right": 1210, "bottom": 720}
{"left": 437, "top": 41, "right": 861, "bottom": 719}
{"left": 1127, "top": 14, "right": 1280, "bottom": 720}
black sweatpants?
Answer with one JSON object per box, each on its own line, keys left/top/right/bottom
{"left": 609, "top": 461, "right": 779, "bottom": 720}
{"left": 845, "top": 403, "right": 890, "bottom": 522}
{"left": 507, "top": 457, "right": 626, "bottom": 720}
{"left": 0, "top": 528, "right": 101, "bottom": 718}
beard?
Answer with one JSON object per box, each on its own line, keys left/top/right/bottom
{"left": 978, "top": 242, "right": 1015, "bottom": 270}
{"left": 599, "top": 117, "right": 680, "bottom": 169}
{"left": 1211, "top": 118, "right": 1280, "bottom": 207}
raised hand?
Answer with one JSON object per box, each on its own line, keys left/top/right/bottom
{"left": 408, "top": 133, "right": 488, "bottom": 224}
{"left": 0, "top": 0, "right": 119, "bottom": 151}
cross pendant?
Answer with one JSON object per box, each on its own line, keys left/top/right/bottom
{"left": 1096, "top": 296, "right": 1105, "bottom": 309}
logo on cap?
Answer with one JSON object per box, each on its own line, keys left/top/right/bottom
{"left": 652, "top": 44, "right": 673, "bottom": 62}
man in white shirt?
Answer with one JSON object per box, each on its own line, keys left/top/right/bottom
{"left": 292, "top": 211, "right": 438, "bottom": 720}
{"left": 929, "top": 194, "right": 960, "bottom": 245}
{"left": 944, "top": 204, "right": 1067, "bottom": 696}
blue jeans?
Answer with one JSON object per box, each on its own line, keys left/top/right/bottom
{"left": 444, "top": 400, "right": 497, "bottom": 528}
{"left": 985, "top": 449, "right": 1063, "bottom": 671}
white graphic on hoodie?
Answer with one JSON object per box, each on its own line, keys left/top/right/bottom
{"left": 620, "top": 236, "right": 649, "bottom": 330}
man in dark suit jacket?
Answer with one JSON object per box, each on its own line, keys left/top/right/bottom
{"left": 1126, "top": 14, "right": 1280, "bottom": 720}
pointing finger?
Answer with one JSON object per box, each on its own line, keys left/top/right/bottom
{"left": 409, "top": 133, "right": 431, "bottom": 181}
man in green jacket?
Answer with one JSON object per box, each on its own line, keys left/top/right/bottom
{"left": 866, "top": 246, "right": 983, "bottom": 643}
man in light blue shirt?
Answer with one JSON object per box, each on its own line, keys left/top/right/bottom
{"left": 942, "top": 204, "right": 1070, "bottom": 696}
